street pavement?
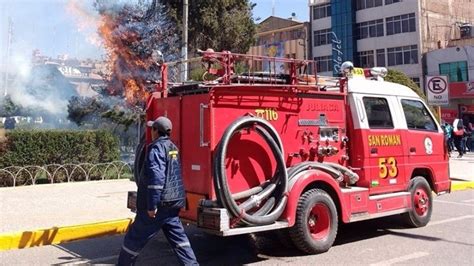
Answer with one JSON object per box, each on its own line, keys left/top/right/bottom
{"left": 0, "top": 190, "right": 472, "bottom": 265}
{"left": 0, "top": 153, "right": 472, "bottom": 263}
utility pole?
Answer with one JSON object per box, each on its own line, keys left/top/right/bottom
{"left": 3, "top": 17, "right": 12, "bottom": 97}
{"left": 272, "top": 0, "right": 275, "bottom": 16}
{"left": 181, "top": 0, "right": 188, "bottom": 82}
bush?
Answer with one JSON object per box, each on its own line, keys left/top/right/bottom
{"left": 0, "top": 130, "right": 120, "bottom": 168}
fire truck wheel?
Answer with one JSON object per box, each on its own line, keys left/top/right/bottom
{"left": 402, "top": 176, "right": 433, "bottom": 227}
{"left": 289, "top": 189, "right": 338, "bottom": 254}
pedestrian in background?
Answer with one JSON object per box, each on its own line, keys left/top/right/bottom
{"left": 453, "top": 119, "right": 465, "bottom": 158}
{"left": 462, "top": 115, "right": 473, "bottom": 152}
{"left": 118, "top": 116, "right": 198, "bottom": 266}
{"left": 443, "top": 122, "right": 454, "bottom": 156}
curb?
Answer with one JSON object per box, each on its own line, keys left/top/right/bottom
{"left": 0, "top": 218, "right": 132, "bottom": 251}
{"left": 451, "top": 181, "right": 474, "bottom": 191}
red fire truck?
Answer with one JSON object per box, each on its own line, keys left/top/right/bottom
{"left": 129, "top": 50, "right": 450, "bottom": 254}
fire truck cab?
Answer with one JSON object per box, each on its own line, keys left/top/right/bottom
{"left": 129, "top": 50, "right": 450, "bottom": 254}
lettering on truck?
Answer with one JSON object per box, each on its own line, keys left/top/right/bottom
{"left": 368, "top": 134, "right": 402, "bottom": 147}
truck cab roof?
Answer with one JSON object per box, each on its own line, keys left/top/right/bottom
{"left": 347, "top": 78, "right": 420, "bottom": 98}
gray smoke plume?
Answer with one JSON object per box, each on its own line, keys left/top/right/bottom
{"left": 0, "top": 52, "right": 79, "bottom": 126}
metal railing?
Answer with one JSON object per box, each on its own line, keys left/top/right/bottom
{"left": 0, "top": 161, "right": 132, "bottom": 187}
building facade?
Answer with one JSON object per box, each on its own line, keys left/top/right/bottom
{"left": 248, "top": 16, "right": 309, "bottom": 71}
{"left": 426, "top": 45, "right": 474, "bottom": 124}
{"left": 309, "top": 0, "right": 474, "bottom": 87}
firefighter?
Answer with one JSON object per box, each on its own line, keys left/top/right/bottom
{"left": 118, "top": 116, "right": 198, "bottom": 266}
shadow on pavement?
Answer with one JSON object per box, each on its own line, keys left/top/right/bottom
{"left": 48, "top": 215, "right": 460, "bottom": 265}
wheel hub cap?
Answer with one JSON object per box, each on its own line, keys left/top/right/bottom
{"left": 307, "top": 203, "right": 330, "bottom": 240}
{"left": 414, "top": 188, "right": 429, "bottom": 216}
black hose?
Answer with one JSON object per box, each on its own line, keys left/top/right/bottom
{"left": 288, "top": 162, "right": 343, "bottom": 182}
{"left": 322, "top": 162, "right": 359, "bottom": 185}
{"left": 213, "top": 116, "right": 288, "bottom": 226}
{"left": 287, "top": 162, "right": 344, "bottom": 191}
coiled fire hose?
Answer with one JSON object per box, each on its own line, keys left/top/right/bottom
{"left": 211, "top": 116, "right": 360, "bottom": 227}
{"left": 213, "top": 116, "right": 288, "bottom": 226}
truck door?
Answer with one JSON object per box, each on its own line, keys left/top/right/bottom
{"left": 398, "top": 98, "right": 445, "bottom": 183}
{"left": 349, "top": 94, "right": 407, "bottom": 194}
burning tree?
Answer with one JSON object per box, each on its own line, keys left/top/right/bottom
{"left": 68, "top": 0, "right": 256, "bottom": 127}
{"left": 68, "top": 0, "right": 180, "bottom": 127}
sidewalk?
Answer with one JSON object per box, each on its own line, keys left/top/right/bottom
{"left": 449, "top": 152, "right": 474, "bottom": 190}
{"left": 449, "top": 152, "right": 474, "bottom": 181}
{"left": 0, "top": 156, "right": 473, "bottom": 251}
{"left": 0, "top": 180, "right": 135, "bottom": 250}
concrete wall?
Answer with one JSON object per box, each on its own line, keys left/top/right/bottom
{"left": 420, "top": 0, "right": 474, "bottom": 52}
{"left": 356, "top": 0, "right": 422, "bottom": 81}
{"left": 426, "top": 45, "right": 474, "bottom": 80}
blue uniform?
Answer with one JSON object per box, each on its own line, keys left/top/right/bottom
{"left": 118, "top": 136, "right": 198, "bottom": 265}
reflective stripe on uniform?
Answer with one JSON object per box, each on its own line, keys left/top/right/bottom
{"left": 147, "top": 185, "right": 164, "bottom": 189}
{"left": 122, "top": 245, "right": 139, "bottom": 256}
{"left": 176, "top": 242, "right": 191, "bottom": 248}
{"left": 168, "top": 150, "right": 178, "bottom": 156}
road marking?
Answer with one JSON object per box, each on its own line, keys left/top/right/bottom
{"left": 462, "top": 199, "right": 474, "bottom": 203}
{"left": 428, "top": 215, "right": 474, "bottom": 226}
{"left": 370, "top": 252, "right": 429, "bottom": 266}
{"left": 434, "top": 199, "right": 474, "bottom": 207}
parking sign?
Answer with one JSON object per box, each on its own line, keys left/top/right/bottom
{"left": 426, "top": 76, "right": 449, "bottom": 106}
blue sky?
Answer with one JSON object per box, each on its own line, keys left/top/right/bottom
{"left": 0, "top": 0, "right": 310, "bottom": 60}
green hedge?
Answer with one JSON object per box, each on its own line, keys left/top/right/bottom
{"left": 0, "top": 130, "right": 120, "bottom": 167}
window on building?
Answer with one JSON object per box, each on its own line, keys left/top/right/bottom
{"left": 387, "top": 45, "right": 418, "bottom": 66}
{"left": 363, "top": 97, "right": 394, "bottom": 129}
{"left": 376, "top": 49, "right": 386, "bottom": 67}
{"left": 385, "top": 0, "right": 401, "bottom": 4}
{"left": 439, "top": 61, "right": 469, "bottom": 82}
{"left": 357, "top": 50, "right": 375, "bottom": 68}
{"left": 401, "top": 99, "right": 437, "bottom": 131}
{"left": 314, "top": 55, "right": 333, "bottom": 72}
{"left": 411, "top": 77, "right": 421, "bottom": 88}
{"left": 313, "top": 29, "right": 332, "bottom": 46}
{"left": 356, "top": 0, "right": 383, "bottom": 10}
{"left": 313, "top": 4, "right": 331, "bottom": 20}
{"left": 356, "top": 19, "right": 384, "bottom": 39}
{"left": 386, "top": 13, "right": 416, "bottom": 35}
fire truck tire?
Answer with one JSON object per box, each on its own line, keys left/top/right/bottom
{"left": 289, "top": 189, "right": 338, "bottom": 254}
{"left": 402, "top": 176, "right": 433, "bottom": 227}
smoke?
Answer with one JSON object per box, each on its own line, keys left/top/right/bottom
{"left": 2, "top": 61, "right": 79, "bottom": 121}
{"left": 66, "top": 0, "right": 103, "bottom": 47}
{"left": 0, "top": 2, "right": 86, "bottom": 125}
{"left": 93, "top": 0, "right": 180, "bottom": 105}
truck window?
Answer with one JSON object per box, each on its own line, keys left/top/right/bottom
{"left": 363, "top": 97, "right": 394, "bottom": 129}
{"left": 401, "top": 99, "right": 437, "bottom": 131}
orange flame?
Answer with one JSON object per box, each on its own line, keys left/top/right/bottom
{"left": 97, "top": 12, "right": 154, "bottom": 105}
{"left": 68, "top": 0, "right": 156, "bottom": 106}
